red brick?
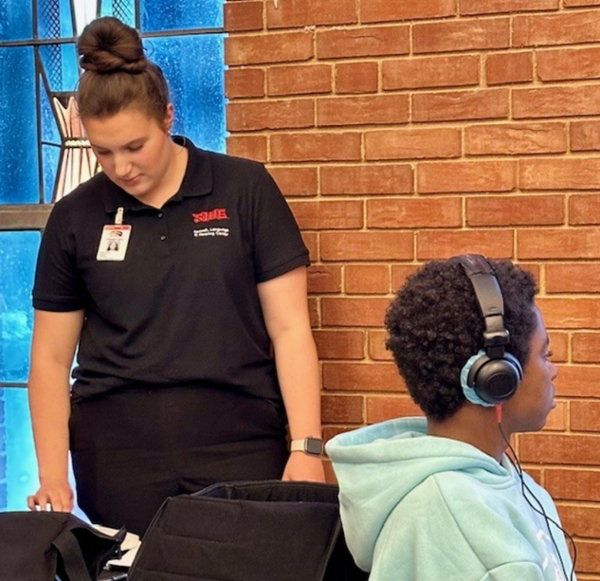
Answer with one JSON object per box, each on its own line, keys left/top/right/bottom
{"left": 565, "top": 0, "right": 600, "bottom": 5}
{"left": 554, "top": 364, "right": 600, "bottom": 397}
{"left": 317, "top": 26, "right": 409, "bottom": 59}
{"left": 573, "top": 334, "right": 600, "bottom": 363}
{"left": 465, "top": 123, "right": 566, "bottom": 156}
{"left": 486, "top": 52, "right": 533, "bottom": 85}
{"left": 345, "top": 264, "right": 390, "bottom": 295}
{"left": 518, "top": 228, "right": 600, "bottom": 260}
{"left": 307, "top": 265, "right": 341, "bottom": 294}
{"left": 559, "top": 505, "right": 600, "bottom": 542}
{"left": 368, "top": 329, "right": 394, "bottom": 361}
{"left": 322, "top": 298, "right": 391, "bottom": 327}
{"left": 267, "top": 64, "right": 332, "bottom": 96}
{"left": 547, "top": 331, "right": 568, "bottom": 363}
{"left": 302, "top": 232, "right": 318, "bottom": 262}
{"left": 461, "top": 0, "right": 558, "bottom": 14}
{"left": 520, "top": 158, "right": 600, "bottom": 190}
{"left": 537, "top": 299, "right": 600, "bottom": 330}
{"left": 466, "top": 195, "right": 564, "bottom": 227}
{"left": 335, "top": 62, "right": 378, "bottom": 94}
{"left": 571, "top": 120, "right": 600, "bottom": 152}
{"left": 361, "top": 0, "right": 455, "bottom": 22}
{"left": 365, "top": 128, "right": 461, "bottom": 161}
{"left": 414, "top": 18, "right": 510, "bottom": 54}
{"left": 225, "top": 68, "right": 265, "bottom": 99}
{"left": 321, "top": 165, "right": 414, "bottom": 195}
{"left": 367, "top": 396, "right": 422, "bottom": 424}
{"left": 413, "top": 89, "right": 509, "bottom": 123}
{"left": 520, "top": 433, "right": 600, "bottom": 466}
{"left": 322, "top": 394, "right": 364, "bottom": 424}
{"left": 318, "top": 95, "right": 409, "bottom": 127}
{"left": 543, "top": 401, "right": 567, "bottom": 431}
{"left": 321, "top": 232, "right": 414, "bottom": 261}
{"left": 267, "top": 166, "right": 318, "bottom": 197}
{"left": 391, "top": 265, "right": 420, "bottom": 291}
{"left": 514, "top": 11, "right": 600, "bottom": 47}
{"left": 368, "top": 198, "right": 462, "bottom": 229}
{"left": 383, "top": 55, "right": 479, "bottom": 91}
{"left": 570, "top": 194, "right": 600, "bottom": 225}
{"left": 266, "top": 0, "right": 357, "bottom": 29}
{"left": 313, "top": 329, "right": 364, "bottom": 360}
{"left": 323, "top": 362, "right": 405, "bottom": 392}
{"left": 417, "top": 230, "right": 514, "bottom": 260}
{"left": 225, "top": 31, "right": 313, "bottom": 66}
{"left": 538, "top": 47, "right": 600, "bottom": 82}
{"left": 224, "top": 1, "right": 263, "bottom": 32}
{"left": 227, "top": 99, "right": 314, "bottom": 132}
{"left": 547, "top": 263, "right": 600, "bottom": 293}
{"left": 546, "top": 469, "right": 600, "bottom": 503}
{"left": 418, "top": 161, "right": 517, "bottom": 194}
{"left": 568, "top": 393, "right": 600, "bottom": 452}
{"left": 289, "top": 200, "right": 363, "bottom": 230}
{"left": 226, "top": 135, "right": 267, "bottom": 162}
{"left": 308, "top": 297, "right": 319, "bottom": 327}
{"left": 513, "top": 85, "right": 600, "bottom": 119}
{"left": 270, "top": 132, "right": 361, "bottom": 162}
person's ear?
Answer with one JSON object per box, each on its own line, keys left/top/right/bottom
{"left": 163, "top": 103, "right": 174, "bottom": 134}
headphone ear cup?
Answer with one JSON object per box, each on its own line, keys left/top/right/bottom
{"left": 461, "top": 350, "right": 523, "bottom": 406}
{"left": 469, "top": 351, "right": 523, "bottom": 405}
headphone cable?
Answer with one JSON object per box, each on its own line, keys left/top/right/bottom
{"left": 496, "top": 406, "right": 576, "bottom": 581}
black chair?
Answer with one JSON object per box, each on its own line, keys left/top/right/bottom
{"left": 128, "top": 480, "right": 368, "bottom": 581}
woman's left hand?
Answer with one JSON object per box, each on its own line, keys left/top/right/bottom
{"left": 282, "top": 452, "right": 326, "bottom": 482}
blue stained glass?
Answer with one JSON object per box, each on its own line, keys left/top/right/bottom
{"left": 37, "top": 0, "right": 76, "bottom": 39}
{"left": 101, "top": 0, "right": 135, "bottom": 26}
{"left": 0, "top": 47, "right": 39, "bottom": 204}
{"left": 2, "top": 388, "right": 38, "bottom": 511}
{"left": 145, "top": 35, "right": 226, "bottom": 153}
{"left": 0, "top": 231, "right": 40, "bottom": 383}
{"left": 39, "top": 43, "right": 79, "bottom": 93}
{"left": 0, "top": 0, "right": 33, "bottom": 41}
{"left": 140, "top": 0, "right": 223, "bottom": 32}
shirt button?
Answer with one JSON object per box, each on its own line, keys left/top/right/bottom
{"left": 160, "top": 235, "right": 166, "bottom": 241}
{"left": 158, "top": 212, "right": 163, "bottom": 218}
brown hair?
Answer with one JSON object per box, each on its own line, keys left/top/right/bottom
{"left": 76, "top": 16, "right": 170, "bottom": 124}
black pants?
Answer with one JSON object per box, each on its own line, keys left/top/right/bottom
{"left": 69, "top": 385, "right": 288, "bottom": 536}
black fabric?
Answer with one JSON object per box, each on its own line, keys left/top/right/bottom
{"left": 0, "top": 511, "right": 125, "bottom": 581}
{"left": 32, "top": 138, "right": 309, "bottom": 402}
{"left": 128, "top": 481, "right": 368, "bottom": 581}
{"left": 69, "top": 385, "right": 288, "bottom": 536}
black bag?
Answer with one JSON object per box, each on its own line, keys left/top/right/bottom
{"left": 0, "top": 511, "right": 125, "bottom": 581}
{"left": 128, "top": 480, "right": 368, "bottom": 581}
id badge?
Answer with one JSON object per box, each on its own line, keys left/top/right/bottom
{"left": 97, "top": 225, "right": 131, "bottom": 261}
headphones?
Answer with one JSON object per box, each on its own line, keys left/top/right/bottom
{"left": 456, "top": 254, "right": 523, "bottom": 406}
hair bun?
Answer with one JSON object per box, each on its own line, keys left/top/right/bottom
{"left": 78, "top": 16, "right": 147, "bottom": 74}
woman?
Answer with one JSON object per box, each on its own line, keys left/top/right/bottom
{"left": 27, "top": 16, "right": 324, "bottom": 535}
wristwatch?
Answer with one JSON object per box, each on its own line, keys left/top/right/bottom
{"left": 290, "top": 437, "right": 324, "bottom": 456}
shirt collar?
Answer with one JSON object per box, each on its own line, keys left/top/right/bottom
{"left": 102, "top": 136, "right": 213, "bottom": 214}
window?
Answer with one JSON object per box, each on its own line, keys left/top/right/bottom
{"left": 0, "top": 0, "right": 225, "bottom": 511}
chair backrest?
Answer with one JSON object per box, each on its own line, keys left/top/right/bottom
{"left": 128, "top": 480, "right": 368, "bottom": 581}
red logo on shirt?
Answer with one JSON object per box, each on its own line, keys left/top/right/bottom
{"left": 192, "top": 208, "right": 229, "bottom": 223}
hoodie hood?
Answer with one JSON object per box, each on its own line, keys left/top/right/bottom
{"left": 325, "top": 417, "right": 515, "bottom": 572}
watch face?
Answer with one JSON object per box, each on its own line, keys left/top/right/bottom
{"left": 305, "top": 438, "right": 323, "bottom": 455}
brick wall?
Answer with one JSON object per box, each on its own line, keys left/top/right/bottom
{"left": 224, "top": 1, "right": 600, "bottom": 576}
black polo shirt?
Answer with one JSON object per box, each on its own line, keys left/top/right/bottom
{"left": 33, "top": 138, "right": 309, "bottom": 402}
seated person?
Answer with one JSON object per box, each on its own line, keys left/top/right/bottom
{"left": 326, "top": 255, "right": 576, "bottom": 581}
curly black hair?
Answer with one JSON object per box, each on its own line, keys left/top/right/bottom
{"left": 385, "top": 258, "right": 538, "bottom": 422}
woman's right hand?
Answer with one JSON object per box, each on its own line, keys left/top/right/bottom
{"left": 27, "top": 481, "right": 74, "bottom": 512}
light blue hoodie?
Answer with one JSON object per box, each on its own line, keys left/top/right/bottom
{"left": 326, "top": 417, "right": 576, "bottom": 581}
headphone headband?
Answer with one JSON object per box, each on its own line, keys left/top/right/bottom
{"left": 455, "top": 254, "right": 523, "bottom": 406}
